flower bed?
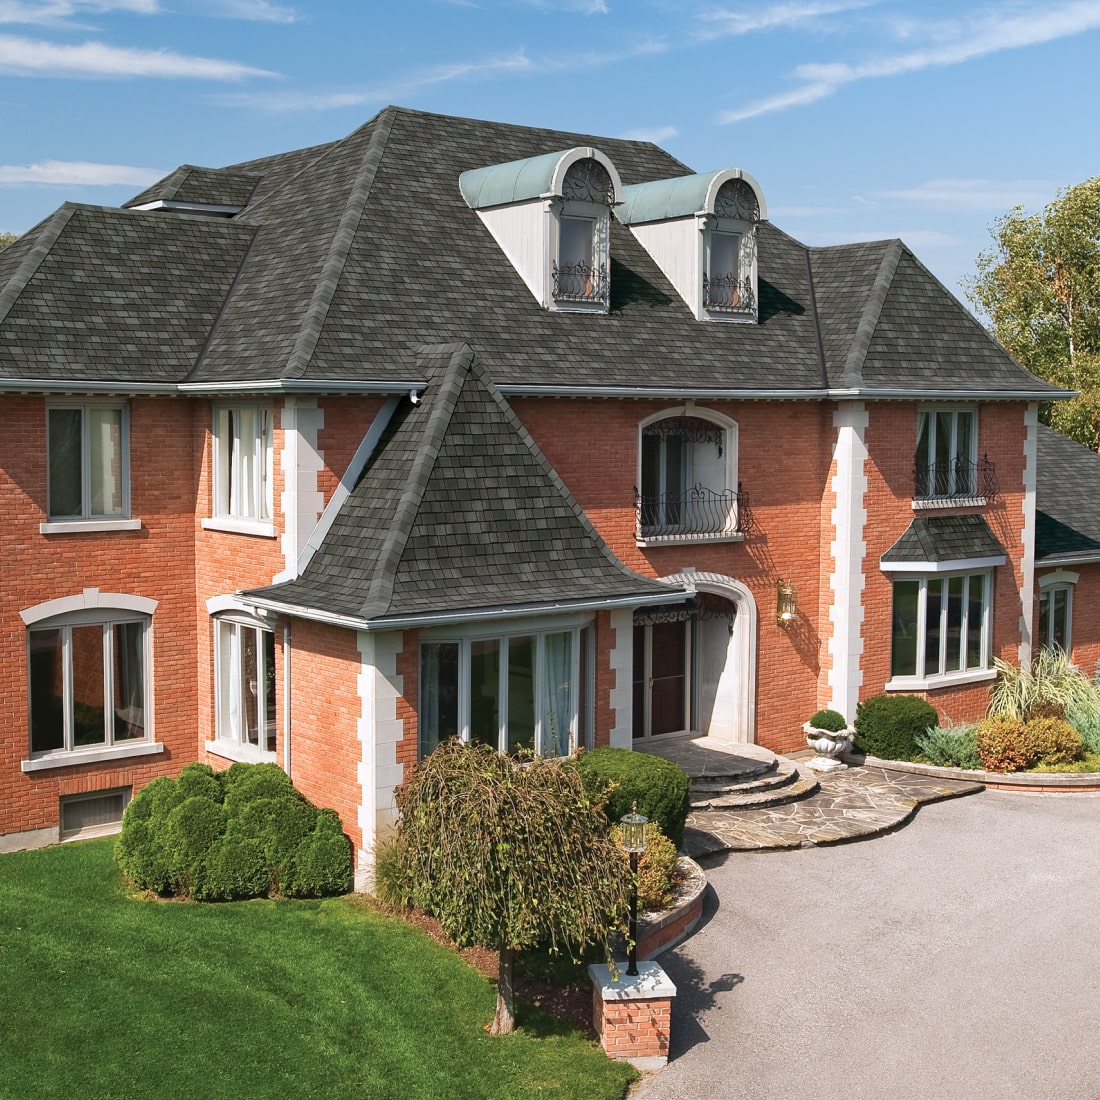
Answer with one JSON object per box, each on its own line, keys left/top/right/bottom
{"left": 842, "top": 750, "right": 1100, "bottom": 793}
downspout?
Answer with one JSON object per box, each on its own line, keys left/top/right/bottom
{"left": 283, "top": 622, "right": 292, "bottom": 779}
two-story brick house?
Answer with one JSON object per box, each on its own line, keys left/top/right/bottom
{"left": 0, "top": 106, "right": 1079, "bottom": 879}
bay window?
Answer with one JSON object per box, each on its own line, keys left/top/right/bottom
{"left": 890, "top": 571, "right": 991, "bottom": 683}
{"left": 420, "top": 624, "right": 589, "bottom": 758}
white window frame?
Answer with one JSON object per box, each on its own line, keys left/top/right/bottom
{"left": 211, "top": 613, "right": 277, "bottom": 762}
{"left": 886, "top": 569, "right": 994, "bottom": 691}
{"left": 637, "top": 407, "right": 740, "bottom": 545}
{"left": 914, "top": 406, "right": 980, "bottom": 503}
{"left": 208, "top": 405, "right": 274, "bottom": 530}
{"left": 419, "top": 616, "right": 592, "bottom": 758}
{"left": 1037, "top": 570, "right": 1077, "bottom": 654}
{"left": 45, "top": 400, "right": 131, "bottom": 524}
{"left": 23, "top": 604, "right": 155, "bottom": 769}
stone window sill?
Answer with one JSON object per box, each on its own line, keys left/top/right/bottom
{"left": 22, "top": 741, "right": 164, "bottom": 772}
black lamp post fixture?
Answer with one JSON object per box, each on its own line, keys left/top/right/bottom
{"left": 619, "top": 802, "right": 649, "bottom": 977}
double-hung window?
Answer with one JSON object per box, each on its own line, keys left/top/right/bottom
{"left": 214, "top": 617, "right": 276, "bottom": 756}
{"left": 213, "top": 406, "right": 273, "bottom": 522}
{"left": 890, "top": 571, "right": 991, "bottom": 683}
{"left": 28, "top": 609, "right": 149, "bottom": 756}
{"left": 47, "top": 403, "right": 129, "bottom": 520}
{"left": 420, "top": 623, "right": 591, "bottom": 759}
{"left": 915, "top": 408, "right": 978, "bottom": 501}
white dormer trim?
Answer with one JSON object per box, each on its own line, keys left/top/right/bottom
{"left": 459, "top": 147, "right": 623, "bottom": 313}
{"left": 618, "top": 168, "right": 766, "bottom": 324}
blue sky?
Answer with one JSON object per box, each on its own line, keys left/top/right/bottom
{"left": 3, "top": 0, "right": 1099, "bottom": 303}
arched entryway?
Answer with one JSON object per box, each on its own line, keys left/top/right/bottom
{"left": 632, "top": 572, "right": 757, "bottom": 744}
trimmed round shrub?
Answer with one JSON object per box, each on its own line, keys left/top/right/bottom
{"left": 977, "top": 716, "right": 1030, "bottom": 772}
{"left": 222, "top": 763, "right": 302, "bottom": 815}
{"left": 574, "top": 747, "right": 691, "bottom": 849}
{"left": 115, "top": 817, "right": 172, "bottom": 894}
{"left": 192, "top": 834, "right": 270, "bottom": 901}
{"left": 281, "top": 821, "right": 352, "bottom": 899}
{"left": 228, "top": 795, "right": 317, "bottom": 889}
{"left": 807, "top": 708, "right": 848, "bottom": 732}
{"left": 1024, "top": 717, "right": 1082, "bottom": 767}
{"left": 177, "top": 762, "right": 223, "bottom": 804}
{"left": 610, "top": 820, "right": 678, "bottom": 912}
{"left": 122, "top": 774, "right": 184, "bottom": 825}
{"left": 854, "top": 694, "right": 938, "bottom": 761}
{"left": 161, "top": 796, "right": 228, "bottom": 893}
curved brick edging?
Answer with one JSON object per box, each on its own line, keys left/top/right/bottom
{"left": 638, "top": 856, "right": 707, "bottom": 960}
{"left": 846, "top": 753, "right": 1100, "bottom": 794}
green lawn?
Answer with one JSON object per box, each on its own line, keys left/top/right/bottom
{"left": 0, "top": 839, "right": 635, "bottom": 1100}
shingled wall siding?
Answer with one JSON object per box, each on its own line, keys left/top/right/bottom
{"left": 0, "top": 397, "right": 199, "bottom": 840}
{"left": 861, "top": 402, "right": 1030, "bottom": 722}
{"left": 512, "top": 397, "right": 832, "bottom": 755}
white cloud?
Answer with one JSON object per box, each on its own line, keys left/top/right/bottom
{"left": 697, "top": 0, "right": 876, "bottom": 39}
{"left": 0, "top": 159, "right": 162, "bottom": 185}
{"left": 617, "top": 124, "right": 678, "bottom": 143}
{"left": 0, "top": 1, "right": 157, "bottom": 25}
{"left": 0, "top": 33, "right": 276, "bottom": 78}
{"left": 875, "top": 178, "right": 1057, "bottom": 212}
{"left": 720, "top": 1, "right": 1100, "bottom": 122}
{"left": 198, "top": 0, "right": 298, "bottom": 22}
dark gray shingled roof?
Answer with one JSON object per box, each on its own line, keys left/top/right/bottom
{"left": 0, "top": 204, "right": 256, "bottom": 384}
{"left": 881, "top": 514, "right": 1008, "bottom": 566}
{"left": 243, "top": 343, "right": 675, "bottom": 625}
{"left": 125, "top": 165, "right": 261, "bottom": 209}
{"left": 1036, "top": 425, "right": 1100, "bottom": 564}
{"left": 0, "top": 104, "right": 1067, "bottom": 399}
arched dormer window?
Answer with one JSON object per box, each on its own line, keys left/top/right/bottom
{"left": 458, "top": 146, "right": 623, "bottom": 313}
{"left": 703, "top": 178, "right": 760, "bottom": 316}
{"left": 552, "top": 158, "right": 614, "bottom": 308}
{"left": 636, "top": 409, "right": 747, "bottom": 544}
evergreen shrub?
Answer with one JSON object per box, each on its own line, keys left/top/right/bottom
{"left": 915, "top": 723, "right": 982, "bottom": 769}
{"left": 115, "top": 762, "right": 349, "bottom": 901}
{"left": 854, "top": 694, "right": 938, "bottom": 761}
{"left": 574, "top": 747, "right": 691, "bottom": 849}
{"left": 807, "top": 709, "right": 848, "bottom": 732}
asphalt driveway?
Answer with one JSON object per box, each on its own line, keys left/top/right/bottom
{"left": 632, "top": 790, "right": 1100, "bottom": 1100}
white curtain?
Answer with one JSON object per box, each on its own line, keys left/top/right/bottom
{"left": 543, "top": 631, "right": 573, "bottom": 757}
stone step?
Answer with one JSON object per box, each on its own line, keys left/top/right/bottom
{"left": 689, "top": 769, "right": 820, "bottom": 812}
{"left": 690, "top": 760, "right": 801, "bottom": 800}
{"left": 687, "top": 757, "right": 776, "bottom": 787}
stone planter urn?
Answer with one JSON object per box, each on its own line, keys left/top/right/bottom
{"left": 802, "top": 711, "right": 854, "bottom": 772}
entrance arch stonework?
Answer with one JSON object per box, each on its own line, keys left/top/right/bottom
{"left": 662, "top": 571, "right": 757, "bottom": 744}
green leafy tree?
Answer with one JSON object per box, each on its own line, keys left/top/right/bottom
{"left": 0, "top": 232, "right": 17, "bottom": 250}
{"left": 966, "top": 176, "right": 1100, "bottom": 448}
{"left": 378, "top": 739, "right": 631, "bottom": 1035}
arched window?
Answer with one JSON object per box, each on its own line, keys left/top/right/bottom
{"left": 637, "top": 410, "right": 743, "bottom": 543}
{"left": 552, "top": 158, "right": 614, "bottom": 308}
{"left": 704, "top": 178, "right": 760, "bottom": 316}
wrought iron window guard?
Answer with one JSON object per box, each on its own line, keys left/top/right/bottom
{"left": 913, "top": 454, "right": 998, "bottom": 501}
{"left": 703, "top": 273, "right": 756, "bottom": 314}
{"left": 635, "top": 485, "right": 752, "bottom": 539}
{"left": 634, "top": 595, "right": 736, "bottom": 629}
{"left": 552, "top": 260, "right": 609, "bottom": 305}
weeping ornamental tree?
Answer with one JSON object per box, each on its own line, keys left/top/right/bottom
{"left": 965, "top": 175, "right": 1100, "bottom": 448}
{"left": 381, "top": 740, "right": 631, "bottom": 1035}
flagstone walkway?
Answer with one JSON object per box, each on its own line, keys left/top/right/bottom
{"left": 637, "top": 734, "right": 984, "bottom": 859}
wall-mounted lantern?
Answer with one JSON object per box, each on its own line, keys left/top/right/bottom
{"left": 776, "top": 578, "right": 797, "bottom": 626}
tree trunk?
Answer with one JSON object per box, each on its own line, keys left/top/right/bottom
{"left": 491, "top": 944, "right": 516, "bottom": 1035}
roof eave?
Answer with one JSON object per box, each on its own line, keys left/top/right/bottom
{"left": 497, "top": 384, "right": 1069, "bottom": 401}
{"left": 240, "top": 588, "right": 688, "bottom": 631}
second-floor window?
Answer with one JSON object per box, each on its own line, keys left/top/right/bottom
{"left": 213, "top": 406, "right": 273, "bottom": 521}
{"left": 552, "top": 158, "right": 613, "bottom": 309}
{"left": 47, "top": 404, "right": 129, "bottom": 520}
{"left": 638, "top": 413, "right": 741, "bottom": 541}
{"left": 915, "top": 408, "right": 978, "bottom": 500}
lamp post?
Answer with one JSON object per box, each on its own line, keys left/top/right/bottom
{"left": 619, "top": 802, "right": 648, "bottom": 977}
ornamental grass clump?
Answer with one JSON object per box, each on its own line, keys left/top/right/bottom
{"left": 988, "top": 650, "right": 1096, "bottom": 721}
{"left": 116, "top": 762, "right": 350, "bottom": 900}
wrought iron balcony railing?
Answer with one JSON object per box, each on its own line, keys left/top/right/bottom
{"left": 913, "top": 455, "right": 998, "bottom": 502}
{"left": 703, "top": 273, "right": 756, "bottom": 314}
{"left": 636, "top": 485, "right": 752, "bottom": 540}
{"left": 552, "top": 260, "right": 609, "bottom": 305}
